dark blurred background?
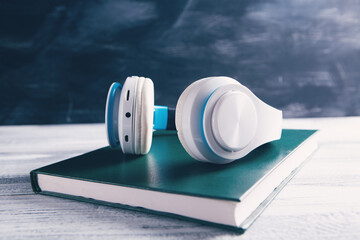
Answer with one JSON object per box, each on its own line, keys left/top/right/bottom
{"left": 1, "top": 0, "right": 359, "bottom": 125}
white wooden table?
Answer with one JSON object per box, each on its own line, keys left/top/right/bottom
{"left": 1, "top": 117, "right": 360, "bottom": 239}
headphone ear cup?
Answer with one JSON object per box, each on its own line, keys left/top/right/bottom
{"left": 175, "top": 77, "right": 242, "bottom": 163}
{"left": 134, "top": 77, "right": 154, "bottom": 154}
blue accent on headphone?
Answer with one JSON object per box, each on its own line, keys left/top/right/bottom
{"left": 201, "top": 88, "right": 219, "bottom": 154}
{"left": 107, "top": 82, "right": 122, "bottom": 147}
{"left": 153, "top": 105, "right": 168, "bottom": 130}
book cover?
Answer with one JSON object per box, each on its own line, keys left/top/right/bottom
{"left": 30, "top": 129, "right": 317, "bottom": 232}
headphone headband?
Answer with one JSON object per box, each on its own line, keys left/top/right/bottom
{"left": 154, "top": 106, "right": 176, "bottom": 130}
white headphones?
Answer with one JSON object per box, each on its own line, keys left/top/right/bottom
{"left": 105, "top": 76, "right": 282, "bottom": 164}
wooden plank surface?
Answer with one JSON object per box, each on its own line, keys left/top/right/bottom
{"left": 1, "top": 118, "right": 360, "bottom": 239}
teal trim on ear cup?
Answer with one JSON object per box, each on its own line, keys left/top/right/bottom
{"left": 106, "top": 82, "right": 122, "bottom": 147}
{"left": 201, "top": 88, "right": 219, "bottom": 154}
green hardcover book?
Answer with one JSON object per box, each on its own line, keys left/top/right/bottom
{"left": 30, "top": 129, "right": 317, "bottom": 232}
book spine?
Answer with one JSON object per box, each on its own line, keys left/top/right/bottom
{"left": 30, "top": 170, "right": 41, "bottom": 193}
